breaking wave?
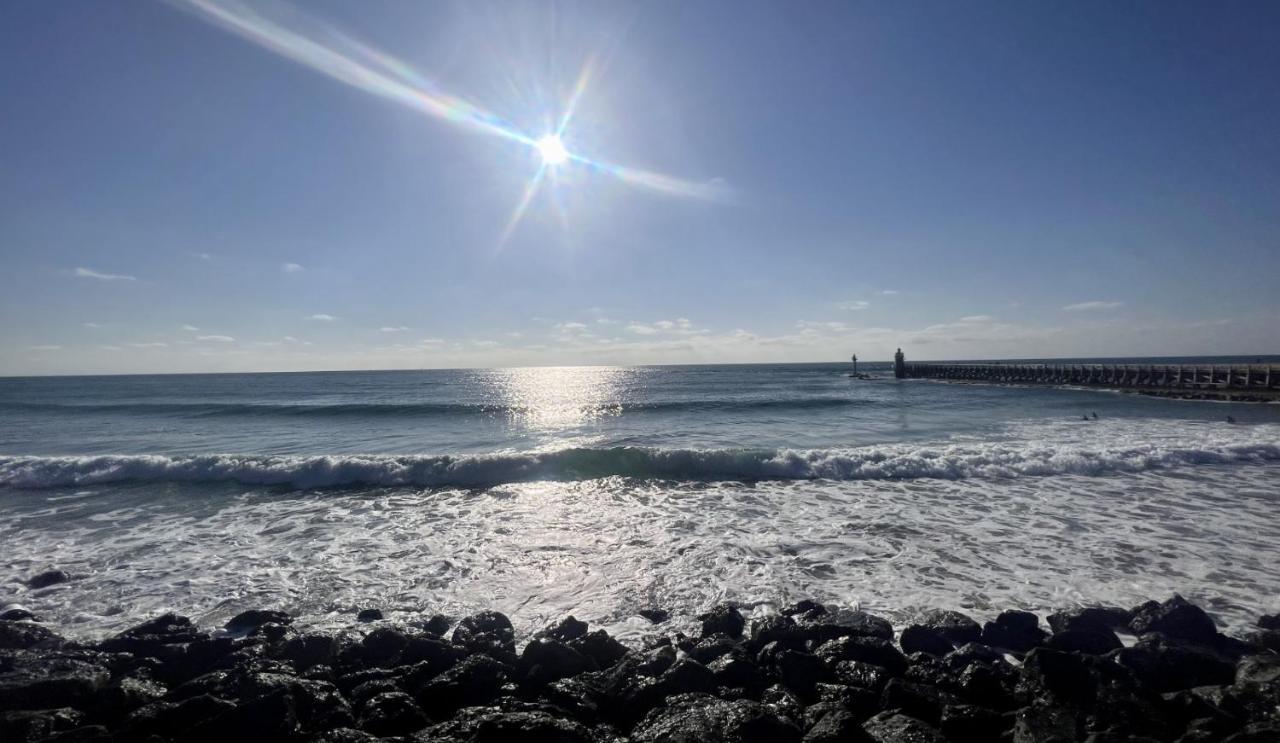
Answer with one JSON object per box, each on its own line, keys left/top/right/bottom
{"left": 3, "top": 439, "right": 1278, "bottom": 490}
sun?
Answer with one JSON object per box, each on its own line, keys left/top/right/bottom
{"left": 536, "top": 135, "right": 569, "bottom": 166}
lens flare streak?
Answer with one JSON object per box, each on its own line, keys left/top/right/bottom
{"left": 170, "top": 0, "right": 729, "bottom": 233}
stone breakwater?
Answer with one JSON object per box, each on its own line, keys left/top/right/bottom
{"left": 2, "top": 596, "right": 1279, "bottom": 743}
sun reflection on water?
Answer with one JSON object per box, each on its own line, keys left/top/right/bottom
{"left": 485, "top": 366, "right": 636, "bottom": 432}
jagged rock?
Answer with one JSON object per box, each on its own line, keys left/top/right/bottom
{"left": 798, "top": 608, "right": 895, "bottom": 645}
{"left": 1236, "top": 654, "right": 1280, "bottom": 684}
{"left": 1243, "top": 629, "right": 1280, "bottom": 653}
{"left": 1258, "top": 614, "right": 1280, "bottom": 631}
{"left": 690, "top": 635, "right": 739, "bottom": 664}
{"left": 900, "top": 611, "right": 980, "bottom": 656}
{"left": 940, "top": 703, "right": 1006, "bottom": 740}
{"left": 708, "top": 652, "right": 761, "bottom": 690}
{"left": 313, "top": 728, "right": 382, "bottom": 743}
{"left": 1047, "top": 606, "right": 1133, "bottom": 635}
{"left": 419, "top": 614, "right": 452, "bottom": 637}
{"left": 1129, "top": 596, "right": 1218, "bottom": 643}
{"left": 519, "top": 638, "right": 594, "bottom": 686}
{"left": 358, "top": 691, "right": 427, "bottom": 736}
{"left": 834, "top": 660, "right": 893, "bottom": 693}
{"left": 279, "top": 632, "right": 339, "bottom": 671}
{"left": 544, "top": 615, "right": 589, "bottom": 642}
{"left": 119, "top": 693, "right": 237, "bottom": 739}
{"left": 569, "top": 629, "right": 628, "bottom": 670}
{"left": 761, "top": 683, "right": 805, "bottom": 727}
{"left": 631, "top": 693, "right": 802, "bottom": 742}
{"left": 0, "top": 620, "right": 65, "bottom": 650}
{"left": 981, "top": 610, "right": 1047, "bottom": 652}
{"left": 361, "top": 626, "right": 409, "bottom": 666}
{"left": 783, "top": 600, "right": 827, "bottom": 620}
{"left": 250, "top": 621, "right": 293, "bottom": 642}
{"left": 749, "top": 613, "right": 804, "bottom": 650}
{"left": 774, "top": 650, "right": 830, "bottom": 696}
{"left": 1, "top": 708, "right": 84, "bottom": 742}
{"left": 411, "top": 654, "right": 507, "bottom": 719}
{"left": 350, "top": 677, "right": 401, "bottom": 707}
{"left": 1012, "top": 703, "right": 1077, "bottom": 743}
{"left": 639, "top": 608, "right": 670, "bottom": 624}
{"left": 815, "top": 635, "right": 908, "bottom": 675}
{"left": 356, "top": 609, "right": 382, "bottom": 623}
{"left": 97, "top": 613, "right": 206, "bottom": 663}
{"left": 451, "top": 611, "right": 516, "bottom": 662}
{"left": 1116, "top": 635, "right": 1236, "bottom": 693}
{"left": 38, "top": 724, "right": 112, "bottom": 742}
{"left": 416, "top": 704, "right": 598, "bottom": 743}
{"left": 862, "top": 710, "right": 947, "bottom": 742}
{"left": 26, "top": 570, "right": 71, "bottom": 589}
{"left": 0, "top": 652, "right": 111, "bottom": 711}
{"left": 225, "top": 609, "right": 292, "bottom": 633}
{"left": 0, "top": 607, "right": 37, "bottom": 622}
{"left": 1222, "top": 724, "right": 1280, "bottom": 742}
{"left": 880, "top": 678, "right": 961, "bottom": 725}
{"left": 804, "top": 708, "right": 871, "bottom": 742}
{"left": 92, "top": 675, "right": 168, "bottom": 722}
{"left": 1046, "top": 628, "right": 1122, "bottom": 655}
{"left": 660, "top": 657, "right": 718, "bottom": 696}
{"left": 699, "top": 604, "right": 746, "bottom": 639}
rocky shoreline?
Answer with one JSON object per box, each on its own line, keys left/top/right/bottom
{"left": 3, "top": 595, "right": 1279, "bottom": 742}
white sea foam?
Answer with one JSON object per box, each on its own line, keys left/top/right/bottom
{"left": 3, "top": 434, "right": 1277, "bottom": 489}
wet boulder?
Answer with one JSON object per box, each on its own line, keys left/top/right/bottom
{"left": 360, "top": 626, "right": 410, "bottom": 666}
{"left": 0, "top": 708, "right": 84, "bottom": 742}
{"left": 0, "top": 620, "right": 65, "bottom": 650}
{"left": 1129, "top": 596, "right": 1218, "bottom": 644}
{"left": 355, "top": 609, "right": 382, "bottom": 623}
{"left": 899, "top": 610, "right": 980, "bottom": 655}
{"left": 518, "top": 638, "right": 595, "bottom": 687}
{"left": 980, "top": 610, "right": 1047, "bottom": 652}
{"left": 699, "top": 604, "right": 746, "bottom": 639}
{"left": 358, "top": 691, "right": 427, "bottom": 736}
{"left": 451, "top": 610, "right": 517, "bottom": 662}
{"left": 0, "top": 606, "right": 37, "bottom": 622}
{"left": 939, "top": 703, "right": 1007, "bottom": 740}
{"left": 639, "top": 608, "right": 670, "bottom": 624}
{"left": 880, "top": 678, "right": 961, "bottom": 725}
{"left": 815, "top": 635, "right": 908, "bottom": 676}
{"left": 0, "top": 652, "right": 112, "bottom": 711}
{"left": 1116, "top": 635, "right": 1236, "bottom": 693}
{"left": 798, "top": 608, "right": 895, "bottom": 645}
{"left": 1047, "top": 606, "right": 1133, "bottom": 635}
{"left": 834, "top": 660, "right": 893, "bottom": 693}
{"left": 631, "top": 693, "right": 803, "bottom": 743}
{"left": 411, "top": 653, "right": 507, "bottom": 719}
{"left": 417, "top": 704, "right": 598, "bottom": 743}
{"left": 225, "top": 609, "right": 292, "bottom": 633}
{"left": 749, "top": 613, "right": 804, "bottom": 651}
{"left": 97, "top": 613, "right": 206, "bottom": 660}
{"left": 1046, "top": 628, "right": 1123, "bottom": 655}
{"left": 804, "top": 708, "right": 872, "bottom": 742}
{"left": 773, "top": 650, "right": 831, "bottom": 697}
{"left": 543, "top": 615, "right": 589, "bottom": 642}
{"left": 1258, "top": 614, "right": 1280, "bottom": 631}
{"left": 569, "top": 629, "right": 628, "bottom": 670}
{"left": 26, "top": 570, "right": 72, "bottom": 589}
{"left": 279, "top": 632, "right": 340, "bottom": 671}
{"left": 118, "top": 694, "right": 238, "bottom": 740}
{"left": 861, "top": 711, "right": 948, "bottom": 743}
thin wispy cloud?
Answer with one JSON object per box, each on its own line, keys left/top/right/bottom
{"left": 197, "top": 335, "right": 235, "bottom": 342}
{"left": 380, "top": 326, "right": 410, "bottom": 333}
{"left": 880, "top": 289, "right": 900, "bottom": 296}
{"left": 181, "top": 324, "right": 199, "bottom": 331}
{"left": 837, "top": 300, "right": 870, "bottom": 311}
{"left": 282, "top": 262, "right": 304, "bottom": 273}
{"left": 126, "top": 342, "right": 168, "bottom": 348}
{"left": 27, "top": 345, "right": 61, "bottom": 351}
{"left": 310, "top": 314, "right": 336, "bottom": 321}
{"left": 1063, "top": 301, "right": 1124, "bottom": 312}
{"left": 191, "top": 252, "right": 213, "bottom": 261}
{"left": 83, "top": 322, "right": 101, "bottom": 329}
{"left": 74, "top": 267, "right": 136, "bottom": 281}
{"left": 959, "top": 315, "right": 994, "bottom": 323}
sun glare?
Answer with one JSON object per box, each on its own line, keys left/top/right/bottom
{"left": 536, "top": 135, "right": 569, "bottom": 166}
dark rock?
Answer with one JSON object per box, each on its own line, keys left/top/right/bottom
{"left": 880, "top": 678, "right": 961, "bottom": 725}
{"left": 900, "top": 610, "right": 980, "bottom": 655}
{"left": 861, "top": 711, "right": 948, "bottom": 743}
{"left": 957, "top": 661, "right": 1019, "bottom": 711}
{"left": 1011, "top": 703, "right": 1078, "bottom": 743}
{"left": 544, "top": 615, "right": 589, "bottom": 642}
{"left": 699, "top": 603, "right": 746, "bottom": 639}
{"left": 250, "top": 621, "right": 293, "bottom": 642}
{"left": 313, "top": 729, "right": 382, "bottom": 743}
{"left": 411, "top": 653, "right": 507, "bottom": 719}
{"left": 358, "top": 690, "right": 427, "bottom": 736}
{"left": 400, "top": 633, "right": 463, "bottom": 668}
{"left": 361, "top": 626, "right": 409, "bottom": 666}
{"left": 659, "top": 657, "right": 717, "bottom": 696}
{"left": 568, "top": 629, "right": 628, "bottom": 670}
{"left": 834, "top": 660, "right": 892, "bottom": 693}
{"left": 774, "top": 650, "right": 830, "bottom": 696}
{"left": 335, "top": 668, "right": 396, "bottom": 696}
{"left": 0, "top": 708, "right": 84, "bottom": 742}
{"left": 0, "top": 608, "right": 37, "bottom": 622}
{"left": 749, "top": 613, "right": 804, "bottom": 650}
{"left": 798, "top": 608, "right": 895, "bottom": 645}
{"left": 761, "top": 684, "right": 805, "bottom": 727}
{"left": 1258, "top": 614, "right": 1280, "bottom": 631}
{"left": 639, "top": 608, "right": 670, "bottom": 624}
{"left": 1046, "top": 628, "right": 1122, "bottom": 655}
{"left": 1047, "top": 606, "right": 1133, "bottom": 634}
{"left": 120, "top": 693, "right": 237, "bottom": 740}
{"left": 783, "top": 599, "right": 827, "bottom": 620}
{"left": 279, "top": 632, "right": 339, "bottom": 671}
{"left": 981, "top": 610, "right": 1048, "bottom": 652}
{"left": 635, "top": 645, "right": 678, "bottom": 677}
{"left": 27, "top": 570, "right": 71, "bottom": 589}
{"left": 356, "top": 608, "right": 383, "bottom": 623}
{"left": 804, "top": 708, "right": 872, "bottom": 742}
{"left": 1116, "top": 635, "right": 1236, "bottom": 693}
{"left": 419, "top": 614, "right": 452, "bottom": 637}
{"left": 0, "top": 652, "right": 111, "bottom": 711}
{"left": 1129, "top": 595, "right": 1217, "bottom": 643}
{"left": 225, "top": 609, "right": 292, "bottom": 633}
{"left": 452, "top": 610, "right": 516, "bottom": 662}
{"left": 38, "top": 724, "right": 111, "bottom": 742}
{"left": 417, "top": 704, "right": 597, "bottom": 743}
{"left": 97, "top": 613, "right": 206, "bottom": 658}
{"left": 689, "top": 635, "right": 739, "bottom": 664}
{"left": 815, "top": 635, "right": 908, "bottom": 675}
{"left": 1244, "top": 629, "right": 1280, "bottom": 653}
{"left": 708, "top": 653, "right": 762, "bottom": 690}
{"left": 0, "top": 620, "right": 65, "bottom": 650}
{"left": 1236, "top": 654, "right": 1280, "bottom": 685}
{"left": 940, "top": 703, "right": 1006, "bottom": 740}
{"left": 631, "top": 693, "right": 803, "bottom": 743}
{"left": 519, "top": 638, "right": 594, "bottom": 687}
{"left": 92, "top": 675, "right": 168, "bottom": 722}
{"left": 1222, "top": 724, "right": 1280, "bottom": 742}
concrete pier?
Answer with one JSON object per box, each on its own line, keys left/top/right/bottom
{"left": 894, "top": 355, "right": 1280, "bottom": 399}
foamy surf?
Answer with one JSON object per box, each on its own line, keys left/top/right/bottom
{"left": 3, "top": 437, "right": 1278, "bottom": 490}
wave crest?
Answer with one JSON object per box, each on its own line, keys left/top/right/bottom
{"left": 3, "top": 440, "right": 1278, "bottom": 490}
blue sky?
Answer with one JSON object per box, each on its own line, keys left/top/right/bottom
{"left": 2, "top": 0, "right": 1278, "bottom": 375}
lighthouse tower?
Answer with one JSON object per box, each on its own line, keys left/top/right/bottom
{"left": 894, "top": 348, "right": 906, "bottom": 378}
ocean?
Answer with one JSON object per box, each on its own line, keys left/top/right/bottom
{"left": 3, "top": 361, "right": 1279, "bottom": 643}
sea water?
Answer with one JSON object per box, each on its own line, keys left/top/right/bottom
{"left": 2, "top": 361, "right": 1279, "bottom": 642}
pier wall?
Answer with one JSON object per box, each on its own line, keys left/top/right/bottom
{"left": 897, "top": 361, "right": 1279, "bottom": 393}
